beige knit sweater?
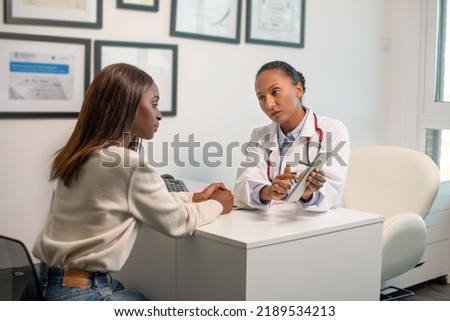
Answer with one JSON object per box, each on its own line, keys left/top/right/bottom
{"left": 33, "top": 146, "right": 222, "bottom": 272}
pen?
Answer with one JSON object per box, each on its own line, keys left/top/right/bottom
{"left": 290, "top": 172, "right": 297, "bottom": 185}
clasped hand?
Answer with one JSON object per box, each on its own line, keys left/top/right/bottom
{"left": 260, "top": 165, "right": 326, "bottom": 202}
{"left": 193, "top": 183, "right": 234, "bottom": 214}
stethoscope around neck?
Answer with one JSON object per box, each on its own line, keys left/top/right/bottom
{"left": 266, "top": 112, "right": 323, "bottom": 181}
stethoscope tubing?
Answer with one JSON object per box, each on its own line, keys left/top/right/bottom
{"left": 266, "top": 112, "right": 323, "bottom": 181}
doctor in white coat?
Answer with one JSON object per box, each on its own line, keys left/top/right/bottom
{"left": 234, "top": 61, "right": 350, "bottom": 212}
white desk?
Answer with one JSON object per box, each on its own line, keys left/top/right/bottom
{"left": 115, "top": 202, "right": 383, "bottom": 301}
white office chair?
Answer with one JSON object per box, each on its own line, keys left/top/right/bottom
{"left": 343, "top": 145, "right": 440, "bottom": 300}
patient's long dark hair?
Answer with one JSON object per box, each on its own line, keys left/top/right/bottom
{"left": 50, "top": 63, "right": 154, "bottom": 187}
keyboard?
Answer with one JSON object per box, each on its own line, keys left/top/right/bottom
{"left": 161, "top": 174, "right": 189, "bottom": 192}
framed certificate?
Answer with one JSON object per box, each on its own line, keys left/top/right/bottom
{"left": 95, "top": 40, "right": 178, "bottom": 116}
{"left": 246, "top": 0, "right": 306, "bottom": 48}
{"left": 116, "top": 0, "right": 159, "bottom": 12}
{"left": 170, "top": 0, "right": 242, "bottom": 44}
{"left": 4, "top": 0, "right": 102, "bottom": 29}
{"left": 0, "top": 33, "right": 91, "bottom": 118}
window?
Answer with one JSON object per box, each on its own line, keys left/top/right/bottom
{"left": 423, "top": 0, "right": 450, "bottom": 180}
{"left": 436, "top": 0, "right": 449, "bottom": 102}
{"left": 425, "top": 128, "right": 450, "bottom": 180}
{"left": 423, "top": 0, "right": 450, "bottom": 113}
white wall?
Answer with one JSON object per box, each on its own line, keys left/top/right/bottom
{"left": 0, "top": 0, "right": 393, "bottom": 250}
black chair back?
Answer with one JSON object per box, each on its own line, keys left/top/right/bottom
{"left": 0, "top": 235, "right": 42, "bottom": 300}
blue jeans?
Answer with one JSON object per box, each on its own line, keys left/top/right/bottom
{"left": 35, "top": 263, "right": 147, "bottom": 301}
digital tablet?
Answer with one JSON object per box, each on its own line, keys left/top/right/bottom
{"left": 284, "top": 150, "right": 332, "bottom": 203}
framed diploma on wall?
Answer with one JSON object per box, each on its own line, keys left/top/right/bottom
{"left": 117, "top": 0, "right": 159, "bottom": 12}
{"left": 4, "top": 0, "right": 102, "bottom": 29}
{"left": 94, "top": 40, "right": 178, "bottom": 116}
{"left": 246, "top": 0, "right": 306, "bottom": 48}
{"left": 0, "top": 33, "right": 91, "bottom": 118}
{"left": 170, "top": 0, "right": 242, "bottom": 44}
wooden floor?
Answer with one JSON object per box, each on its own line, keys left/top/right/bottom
{"left": 397, "top": 278, "right": 450, "bottom": 301}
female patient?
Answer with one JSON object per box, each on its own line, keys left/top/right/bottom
{"left": 27, "top": 63, "right": 233, "bottom": 301}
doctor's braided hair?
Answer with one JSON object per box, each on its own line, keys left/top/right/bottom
{"left": 256, "top": 60, "right": 306, "bottom": 94}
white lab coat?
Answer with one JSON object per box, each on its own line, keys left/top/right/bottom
{"left": 233, "top": 108, "right": 350, "bottom": 212}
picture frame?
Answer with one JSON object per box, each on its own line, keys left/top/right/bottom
{"left": 0, "top": 32, "right": 91, "bottom": 118}
{"left": 246, "top": 0, "right": 306, "bottom": 48}
{"left": 95, "top": 40, "right": 178, "bottom": 116}
{"left": 117, "top": 0, "right": 159, "bottom": 12}
{"left": 4, "top": 0, "right": 102, "bottom": 29}
{"left": 170, "top": 0, "right": 242, "bottom": 44}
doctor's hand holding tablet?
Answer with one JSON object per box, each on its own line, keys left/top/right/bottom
{"left": 260, "top": 150, "right": 330, "bottom": 203}
{"left": 259, "top": 165, "right": 325, "bottom": 202}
